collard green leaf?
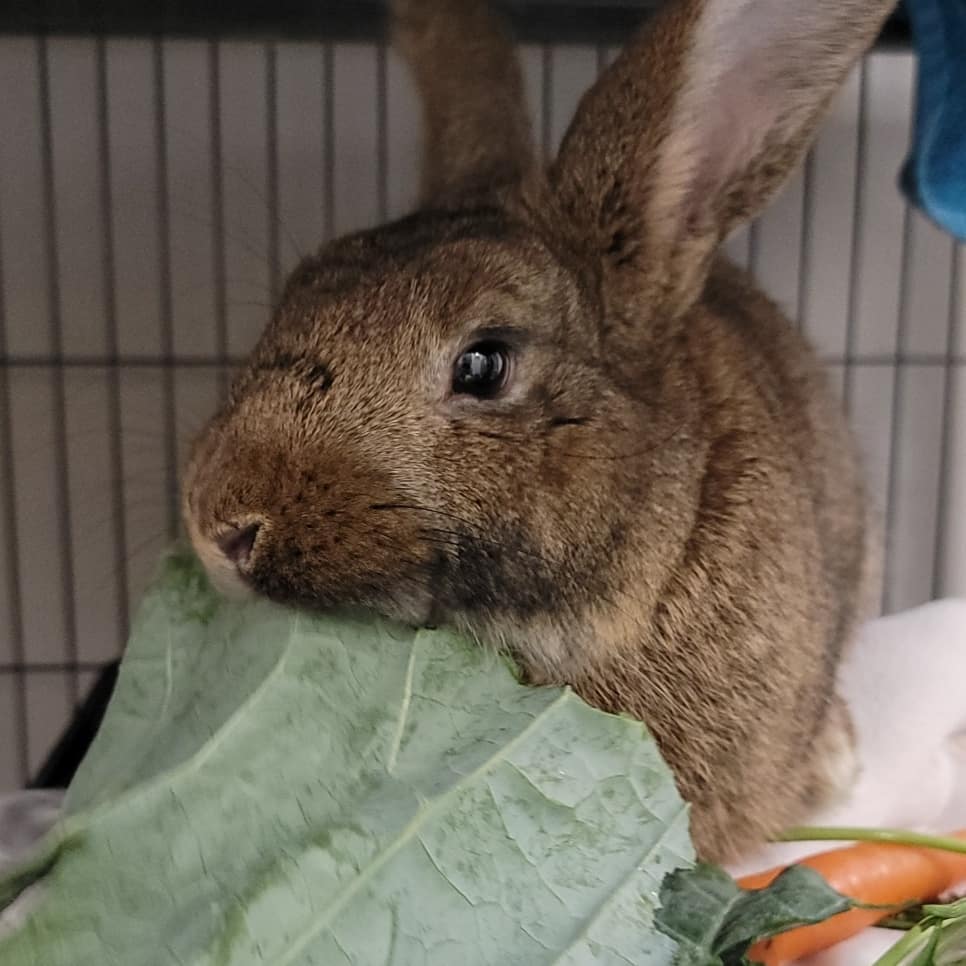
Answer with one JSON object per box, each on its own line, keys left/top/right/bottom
{"left": 0, "top": 551, "right": 693, "bottom": 965}
{"left": 656, "top": 863, "right": 853, "bottom": 966}
{"left": 715, "top": 865, "right": 852, "bottom": 958}
{"left": 654, "top": 864, "right": 740, "bottom": 964}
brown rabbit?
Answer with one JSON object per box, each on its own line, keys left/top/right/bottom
{"left": 183, "top": 0, "right": 892, "bottom": 862}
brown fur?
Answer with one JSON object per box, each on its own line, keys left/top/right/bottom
{"left": 392, "top": 0, "right": 536, "bottom": 203}
{"left": 183, "top": 0, "right": 894, "bottom": 862}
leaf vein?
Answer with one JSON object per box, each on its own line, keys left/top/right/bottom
{"left": 270, "top": 689, "right": 574, "bottom": 966}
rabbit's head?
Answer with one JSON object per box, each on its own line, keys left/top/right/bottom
{"left": 184, "top": 210, "right": 626, "bottom": 668}
{"left": 185, "top": 0, "right": 891, "bottom": 669}
{"left": 185, "top": 0, "right": 890, "bottom": 858}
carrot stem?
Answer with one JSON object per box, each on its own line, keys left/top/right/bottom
{"left": 779, "top": 826, "right": 966, "bottom": 856}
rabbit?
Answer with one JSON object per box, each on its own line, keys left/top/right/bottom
{"left": 182, "top": 0, "right": 894, "bottom": 863}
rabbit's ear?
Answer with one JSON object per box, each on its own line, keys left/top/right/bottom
{"left": 391, "top": 0, "right": 535, "bottom": 206}
{"left": 551, "top": 0, "right": 894, "bottom": 329}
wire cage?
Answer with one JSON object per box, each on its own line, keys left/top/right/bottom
{"left": 0, "top": 1, "right": 963, "bottom": 793}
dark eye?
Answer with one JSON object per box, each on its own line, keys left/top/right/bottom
{"left": 452, "top": 341, "right": 510, "bottom": 398}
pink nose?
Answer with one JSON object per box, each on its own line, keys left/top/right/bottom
{"left": 216, "top": 523, "right": 260, "bottom": 566}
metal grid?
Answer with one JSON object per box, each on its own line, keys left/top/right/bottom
{"left": 0, "top": 36, "right": 963, "bottom": 791}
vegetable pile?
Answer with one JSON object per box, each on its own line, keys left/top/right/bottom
{"left": 0, "top": 551, "right": 962, "bottom": 964}
{"left": 735, "top": 829, "right": 966, "bottom": 965}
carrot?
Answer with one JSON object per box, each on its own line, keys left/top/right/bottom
{"left": 738, "top": 828, "right": 966, "bottom": 966}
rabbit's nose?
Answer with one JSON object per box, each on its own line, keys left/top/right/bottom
{"left": 216, "top": 522, "right": 260, "bottom": 566}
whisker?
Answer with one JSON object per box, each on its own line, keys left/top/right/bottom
{"left": 226, "top": 299, "right": 275, "bottom": 311}
{"left": 164, "top": 118, "right": 303, "bottom": 264}
{"left": 474, "top": 420, "right": 689, "bottom": 463}
{"left": 121, "top": 527, "right": 174, "bottom": 571}
{"left": 74, "top": 525, "right": 171, "bottom": 616}
{"left": 416, "top": 525, "right": 552, "bottom": 568}
{"left": 167, "top": 202, "right": 276, "bottom": 270}
{"left": 369, "top": 502, "right": 493, "bottom": 536}
{"left": 67, "top": 496, "right": 174, "bottom": 548}
{"left": 224, "top": 274, "right": 279, "bottom": 297}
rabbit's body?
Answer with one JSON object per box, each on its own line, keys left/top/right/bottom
{"left": 569, "top": 258, "right": 872, "bottom": 858}
{"left": 184, "top": 0, "right": 895, "bottom": 862}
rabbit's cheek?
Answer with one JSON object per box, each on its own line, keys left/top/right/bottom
{"left": 439, "top": 525, "right": 567, "bottom": 619}
{"left": 432, "top": 522, "right": 619, "bottom": 670}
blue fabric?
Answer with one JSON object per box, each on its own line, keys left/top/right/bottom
{"left": 900, "top": 0, "right": 966, "bottom": 241}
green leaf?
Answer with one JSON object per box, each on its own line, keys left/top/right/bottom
{"left": 656, "top": 863, "right": 853, "bottom": 965}
{"left": 0, "top": 550, "right": 694, "bottom": 965}
{"left": 872, "top": 924, "right": 938, "bottom": 966}
{"left": 935, "top": 915, "right": 966, "bottom": 966}
{"left": 655, "top": 864, "right": 743, "bottom": 964}
{"left": 923, "top": 898, "right": 966, "bottom": 921}
{"left": 716, "top": 866, "right": 853, "bottom": 958}
{"left": 873, "top": 896, "right": 966, "bottom": 966}
{"left": 908, "top": 928, "right": 942, "bottom": 966}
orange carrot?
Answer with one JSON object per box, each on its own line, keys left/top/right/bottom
{"left": 738, "top": 829, "right": 966, "bottom": 966}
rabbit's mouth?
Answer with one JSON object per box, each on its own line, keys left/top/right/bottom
{"left": 186, "top": 508, "right": 445, "bottom": 629}
{"left": 245, "top": 550, "right": 443, "bottom": 630}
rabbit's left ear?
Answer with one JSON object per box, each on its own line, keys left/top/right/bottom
{"left": 392, "top": 0, "right": 534, "bottom": 207}
{"left": 550, "top": 0, "right": 895, "bottom": 330}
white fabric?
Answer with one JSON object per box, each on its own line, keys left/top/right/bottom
{"left": 0, "top": 789, "right": 63, "bottom": 941}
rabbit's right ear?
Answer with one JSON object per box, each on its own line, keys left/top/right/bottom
{"left": 391, "top": 0, "right": 535, "bottom": 206}
{"left": 551, "top": 0, "right": 896, "bottom": 340}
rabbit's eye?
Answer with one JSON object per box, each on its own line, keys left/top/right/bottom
{"left": 452, "top": 342, "right": 510, "bottom": 398}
